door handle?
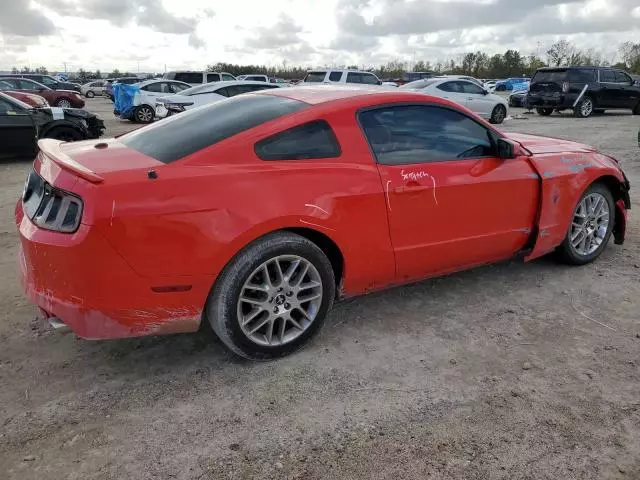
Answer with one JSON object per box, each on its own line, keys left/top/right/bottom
{"left": 394, "top": 183, "right": 425, "bottom": 194}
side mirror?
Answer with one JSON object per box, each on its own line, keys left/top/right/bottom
{"left": 497, "top": 138, "right": 517, "bottom": 159}
{"left": 482, "top": 89, "right": 489, "bottom": 95}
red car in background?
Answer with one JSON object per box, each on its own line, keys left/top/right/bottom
{"left": 0, "top": 80, "right": 48, "bottom": 108}
{"left": 16, "top": 87, "right": 630, "bottom": 360}
{"left": 0, "top": 77, "right": 84, "bottom": 108}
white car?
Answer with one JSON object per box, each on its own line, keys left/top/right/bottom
{"left": 303, "top": 69, "right": 382, "bottom": 85}
{"left": 120, "top": 79, "right": 191, "bottom": 123}
{"left": 400, "top": 77, "right": 508, "bottom": 124}
{"left": 242, "top": 74, "right": 269, "bottom": 82}
{"left": 155, "top": 81, "right": 282, "bottom": 118}
{"left": 80, "top": 80, "right": 105, "bottom": 98}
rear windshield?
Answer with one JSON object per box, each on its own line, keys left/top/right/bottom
{"left": 304, "top": 72, "right": 326, "bottom": 82}
{"left": 120, "top": 94, "right": 308, "bottom": 163}
{"left": 531, "top": 70, "right": 567, "bottom": 84}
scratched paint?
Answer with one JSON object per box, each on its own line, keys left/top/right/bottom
{"left": 304, "top": 203, "right": 330, "bottom": 216}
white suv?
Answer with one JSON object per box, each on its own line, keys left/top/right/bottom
{"left": 163, "top": 71, "right": 236, "bottom": 86}
{"left": 303, "top": 70, "right": 381, "bottom": 85}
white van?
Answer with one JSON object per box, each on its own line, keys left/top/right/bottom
{"left": 163, "top": 71, "right": 236, "bottom": 86}
{"left": 302, "top": 69, "right": 381, "bottom": 85}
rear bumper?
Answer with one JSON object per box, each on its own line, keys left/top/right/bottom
{"left": 526, "top": 93, "right": 577, "bottom": 109}
{"left": 16, "top": 202, "right": 210, "bottom": 339}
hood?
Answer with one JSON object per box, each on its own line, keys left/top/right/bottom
{"left": 60, "top": 107, "right": 98, "bottom": 120}
{"left": 506, "top": 132, "right": 597, "bottom": 155}
{"left": 157, "top": 94, "right": 193, "bottom": 104}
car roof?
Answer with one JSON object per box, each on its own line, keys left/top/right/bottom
{"left": 138, "top": 79, "right": 189, "bottom": 87}
{"left": 255, "top": 85, "right": 430, "bottom": 105}
{"left": 307, "top": 69, "right": 377, "bottom": 75}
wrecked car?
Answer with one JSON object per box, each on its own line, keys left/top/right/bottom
{"left": 0, "top": 92, "right": 105, "bottom": 158}
{"left": 16, "top": 87, "right": 630, "bottom": 360}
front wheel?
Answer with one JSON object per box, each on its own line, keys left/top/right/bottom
{"left": 43, "top": 126, "right": 84, "bottom": 142}
{"left": 134, "top": 105, "right": 154, "bottom": 123}
{"left": 489, "top": 104, "right": 507, "bottom": 124}
{"left": 207, "top": 232, "right": 336, "bottom": 360}
{"left": 56, "top": 98, "right": 72, "bottom": 108}
{"left": 86, "top": 91, "right": 95, "bottom": 98}
{"left": 536, "top": 107, "right": 554, "bottom": 116}
{"left": 556, "top": 183, "right": 615, "bottom": 265}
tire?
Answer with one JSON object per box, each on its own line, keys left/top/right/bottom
{"left": 633, "top": 102, "right": 640, "bottom": 115}
{"left": 86, "top": 90, "right": 95, "bottom": 98}
{"left": 489, "top": 104, "right": 507, "bottom": 124}
{"left": 134, "top": 105, "right": 154, "bottom": 123}
{"left": 56, "top": 98, "right": 72, "bottom": 108}
{"left": 495, "top": 85, "right": 506, "bottom": 92}
{"left": 536, "top": 107, "right": 554, "bottom": 116}
{"left": 43, "top": 126, "right": 84, "bottom": 142}
{"left": 555, "top": 183, "right": 615, "bottom": 265}
{"left": 207, "top": 232, "right": 336, "bottom": 360}
{"left": 573, "top": 96, "right": 594, "bottom": 118}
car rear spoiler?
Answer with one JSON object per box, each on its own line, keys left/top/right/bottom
{"left": 37, "top": 139, "right": 104, "bottom": 184}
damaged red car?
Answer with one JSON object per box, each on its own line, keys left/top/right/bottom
{"left": 16, "top": 87, "right": 630, "bottom": 359}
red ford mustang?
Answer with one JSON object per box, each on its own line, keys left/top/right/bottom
{"left": 16, "top": 87, "right": 630, "bottom": 359}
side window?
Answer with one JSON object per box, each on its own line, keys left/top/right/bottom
{"left": 359, "top": 105, "right": 494, "bottom": 165}
{"left": 215, "top": 87, "right": 230, "bottom": 97}
{"left": 255, "top": 120, "right": 341, "bottom": 160}
{"left": 2, "top": 79, "right": 20, "bottom": 88}
{"left": 568, "top": 69, "right": 595, "bottom": 83}
{"left": 40, "top": 77, "right": 57, "bottom": 87}
{"left": 169, "top": 83, "right": 189, "bottom": 93}
{"left": 329, "top": 71, "right": 342, "bottom": 82}
{"left": 436, "top": 81, "right": 458, "bottom": 93}
{"left": 221, "top": 74, "right": 235, "bottom": 81}
{"left": 0, "top": 97, "right": 18, "bottom": 114}
{"left": 207, "top": 73, "right": 220, "bottom": 82}
{"left": 19, "top": 80, "right": 39, "bottom": 90}
{"left": 142, "top": 82, "right": 164, "bottom": 93}
{"left": 461, "top": 81, "right": 485, "bottom": 94}
{"left": 227, "top": 85, "right": 254, "bottom": 96}
{"left": 615, "top": 71, "right": 632, "bottom": 84}
{"left": 360, "top": 73, "right": 379, "bottom": 85}
{"left": 600, "top": 70, "right": 616, "bottom": 83}
{"left": 246, "top": 84, "right": 275, "bottom": 92}
{"left": 346, "top": 72, "right": 362, "bottom": 84}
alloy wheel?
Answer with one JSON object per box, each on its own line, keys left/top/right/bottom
{"left": 237, "top": 255, "right": 323, "bottom": 347}
{"left": 57, "top": 99, "right": 72, "bottom": 108}
{"left": 581, "top": 99, "right": 593, "bottom": 117}
{"left": 137, "top": 106, "right": 154, "bottom": 122}
{"left": 570, "top": 192, "right": 610, "bottom": 256}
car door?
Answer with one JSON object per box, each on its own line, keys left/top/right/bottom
{"left": 140, "top": 82, "right": 168, "bottom": 105}
{"left": 0, "top": 96, "right": 37, "bottom": 157}
{"left": 459, "top": 80, "right": 493, "bottom": 117}
{"left": 360, "top": 104, "right": 539, "bottom": 280}
{"left": 598, "top": 70, "right": 621, "bottom": 108}
{"left": 614, "top": 71, "right": 639, "bottom": 108}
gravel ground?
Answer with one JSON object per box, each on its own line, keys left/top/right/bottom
{"left": 1, "top": 98, "right": 639, "bottom": 480}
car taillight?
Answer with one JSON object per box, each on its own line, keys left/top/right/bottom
{"left": 22, "top": 171, "right": 83, "bottom": 233}
{"left": 562, "top": 82, "right": 569, "bottom": 93}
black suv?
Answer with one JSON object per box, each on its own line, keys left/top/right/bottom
{"left": 3, "top": 74, "right": 81, "bottom": 93}
{"left": 526, "top": 66, "right": 640, "bottom": 118}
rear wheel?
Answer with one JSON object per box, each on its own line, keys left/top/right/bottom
{"left": 573, "top": 96, "right": 594, "bottom": 118}
{"left": 85, "top": 91, "right": 95, "bottom": 98}
{"left": 207, "top": 232, "right": 336, "bottom": 360}
{"left": 556, "top": 183, "right": 615, "bottom": 265}
{"left": 44, "top": 126, "right": 84, "bottom": 142}
{"left": 489, "top": 104, "right": 507, "bottom": 124}
{"left": 134, "top": 105, "right": 154, "bottom": 123}
{"left": 56, "top": 98, "right": 72, "bottom": 108}
{"left": 536, "top": 107, "right": 554, "bottom": 116}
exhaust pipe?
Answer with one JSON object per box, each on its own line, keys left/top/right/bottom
{"left": 48, "top": 316, "right": 71, "bottom": 333}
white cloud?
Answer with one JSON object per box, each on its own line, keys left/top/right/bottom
{"left": 0, "top": 0, "right": 638, "bottom": 72}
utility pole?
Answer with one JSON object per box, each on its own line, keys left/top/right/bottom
{"left": 64, "top": 62, "right": 67, "bottom": 73}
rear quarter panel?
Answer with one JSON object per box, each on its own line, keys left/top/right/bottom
{"left": 94, "top": 102, "right": 396, "bottom": 296}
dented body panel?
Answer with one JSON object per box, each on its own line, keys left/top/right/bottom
{"left": 16, "top": 87, "right": 630, "bottom": 340}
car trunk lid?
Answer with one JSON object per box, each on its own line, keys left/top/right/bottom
{"left": 529, "top": 69, "right": 567, "bottom": 94}
{"left": 36, "top": 138, "right": 163, "bottom": 184}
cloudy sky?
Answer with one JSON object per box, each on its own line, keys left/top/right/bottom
{"left": 1, "top": 0, "right": 639, "bottom": 73}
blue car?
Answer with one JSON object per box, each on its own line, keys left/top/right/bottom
{"left": 495, "top": 77, "right": 531, "bottom": 91}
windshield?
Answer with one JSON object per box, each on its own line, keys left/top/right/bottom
{"left": 0, "top": 80, "right": 11, "bottom": 90}
{"left": 120, "top": 94, "right": 308, "bottom": 163}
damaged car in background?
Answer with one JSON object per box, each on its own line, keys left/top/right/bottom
{"left": 0, "top": 92, "right": 104, "bottom": 158}
{"left": 16, "top": 87, "right": 629, "bottom": 360}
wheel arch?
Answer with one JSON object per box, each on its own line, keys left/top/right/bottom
{"left": 592, "top": 174, "right": 630, "bottom": 245}
{"left": 39, "top": 120, "right": 86, "bottom": 139}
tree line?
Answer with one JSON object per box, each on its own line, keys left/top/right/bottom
{"left": 9, "top": 41, "right": 640, "bottom": 83}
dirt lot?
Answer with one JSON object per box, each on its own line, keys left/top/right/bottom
{"left": 1, "top": 98, "right": 639, "bottom": 479}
